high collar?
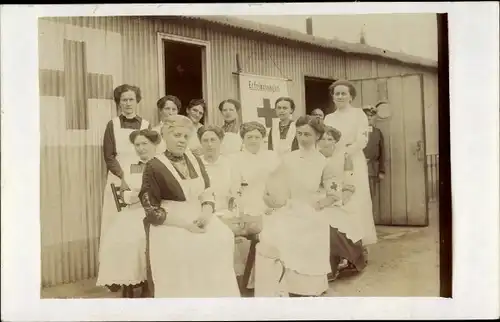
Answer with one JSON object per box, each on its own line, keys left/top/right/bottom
{"left": 120, "top": 113, "right": 139, "bottom": 120}
{"left": 222, "top": 119, "right": 239, "bottom": 133}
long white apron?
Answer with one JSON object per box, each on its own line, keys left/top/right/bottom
{"left": 96, "top": 163, "right": 147, "bottom": 286}
{"left": 149, "top": 153, "right": 240, "bottom": 298}
{"left": 100, "top": 117, "right": 149, "bottom": 241}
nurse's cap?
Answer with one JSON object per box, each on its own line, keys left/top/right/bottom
{"left": 362, "top": 105, "right": 377, "bottom": 116}
{"left": 162, "top": 115, "right": 195, "bottom": 133}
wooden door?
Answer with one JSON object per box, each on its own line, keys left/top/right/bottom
{"left": 350, "top": 74, "right": 428, "bottom": 226}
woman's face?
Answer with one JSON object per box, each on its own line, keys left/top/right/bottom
{"left": 311, "top": 109, "right": 324, "bottom": 120}
{"left": 200, "top": 130, "right": 222, "bottom": 158}
{"left": 296, "top": 124, "right": 320, "bottom": 149}
{"left": 318, "top": 132, "right": 336, "bottom": 157}
{"left": 221, "top": 102, "right": 238, "bottom": 122}
{"left": 332, "top": 85, "right": 352, "bottom": 109}
{"left": 160, "top": 100, "right": 179, "bottom": 122}
{"left": 275, "top": 100, "right": 293, "bottom": 121}
{"left": 187, "top": 104, "right": 204, "bottom": 124}
{"left": 243, "top": 129, "right": 263, "bottom": 154}
{"left": 367, "top": 114, "right": 377, "bottom": 126}
{"left": 119, "top": 90, "right": 138, "bottom": 117}
{"left": 163, "top": 127, "right": 191, "bottom": 155}
{"left": 133, "top": 135, "right": 156, "bottom": 161}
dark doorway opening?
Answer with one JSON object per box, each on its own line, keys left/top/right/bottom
{"left": 304, "top": 76, "right": 336, "bottom": 117}
{"left": 164, "top": 40, "right": 204, "bottom": 122}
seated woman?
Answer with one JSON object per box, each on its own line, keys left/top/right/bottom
{"left": 255, "top": 116, "right": 336, "bottom": 297}
{"left": 96, "top": 129, "right": 159, "bottom": 298}
{"left": 198, "top": 124, "right": 238, "bottom": 214}
{"left": 197, "top": 124, "right": 252, "bottom": 282}
{"left": 318, "top": 125, "right": 366, "bottom": 281}
{"left": 139, "top": 115, "right": 240, "bottom": 298}
{"left": 230, "top": 121, "right": 281, "bottom": 289}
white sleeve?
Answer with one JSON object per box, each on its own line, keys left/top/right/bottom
{"left": 345, "top": 110, "right": 369, "bottom": 156}
{"left": 123, "top": 190, "right": 140, "bottom": 205}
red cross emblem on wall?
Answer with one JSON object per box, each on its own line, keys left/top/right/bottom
{"left": 39, "top": 39, "right": 114, "bottom": 130}
{"left": 257, "top": 98, "right": 277, "bottom": 128}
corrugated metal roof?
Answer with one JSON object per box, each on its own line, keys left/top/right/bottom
{"left": 186, "top": 15, "right": 438, "bottom": 69}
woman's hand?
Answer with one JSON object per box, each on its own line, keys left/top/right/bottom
{"left": 120, "top": 178, "right": 130, "bottom": 191}
{"left": 193, "top": 211, "right": 213, "bottom": 228}
{"left": 191, "top": 147, "right": 203, "bottom": 157}
{"left": 313, "top": 200, "right": 326, "bottom": 211}
{"left": 185, "top": 222, "right": 206, "bottom": 233}
{"left": 264, "top": 208, "right": 275, "bottom": 216}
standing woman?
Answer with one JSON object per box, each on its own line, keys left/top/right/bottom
{"left": 185, "top": 98, "right": 206, "bottom": 157}
{"left": 100, "top": 84, "right": 150, "bottom": 262}
{"left": 97, "top": 129, "right": 159, "bottom": 297}
{"left": 219, "top": 99, "right": 243, "bottom": 156}
{"left": 267, "top": 97, "right": 299, "bottom": 157}
{"left": 317, "top": 126, "right": 366, "bottom": 281}
{"left": 139, "top": 115, "right": 240, "bottom": 298}
{"left": 152, "top": 95, "right": 181, "bottom": 154}
{"left": 323, "top": 80, "right": 377, "bottom": 246}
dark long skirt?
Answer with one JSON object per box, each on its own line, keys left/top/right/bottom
{"left": 143, "top": 218, "right": 155, "bottom": 298}
{"left": 329, "top": 227, "right": 366, "bottom": 277}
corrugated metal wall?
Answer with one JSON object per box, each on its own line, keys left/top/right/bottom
{"left": 39, "top": 16, "right": 439, "bottom": 287}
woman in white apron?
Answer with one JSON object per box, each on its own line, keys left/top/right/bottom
{"left": 218, "top": 99, "right": 243, "bottom": 156}
{"left": 185, "top": 98, "right": 206, "bottom": 157}
{"left": 256, "top": 115, "right": 335, "bottom": 297}
{"left": 317, "top": 125, "right": 367, "bottom": 282}
{"left": 197, "top": 125, "right": 252, "bottom": 281}
{"left": 139, "top": 115, "right": 240, "bottom": 298}
{"left": 230, "top": 121, "right": 281, "bottom": 292}
{"left": 323, "top": 80, "right": 377, "bottom": 247}
{"left": 97, "top": 129, "right": 159, "bottom": 297}
{"left": 152, "top": 95, "right": 181, "bottom": 155}
{"left": 99, "top": 85, "right": 149, "bottom": 290}
{"left": 267, "top": 97, "right": 299, "bottom": 157}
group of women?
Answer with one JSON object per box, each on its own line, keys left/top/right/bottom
{"left": 96, "top": 79, "right": 377, "bottom": 298}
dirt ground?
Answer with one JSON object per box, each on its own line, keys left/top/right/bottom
{"left": 41, "top": 203, "right": 440, "bottom": 299}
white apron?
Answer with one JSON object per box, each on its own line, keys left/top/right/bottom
{"left": 100, "top": 117, "right": 149, "bottom": 241}
{"left": 149, "top": 152, "right": 240, "bottom": 298}
{"left": 270, "top": 118, "right": 296, "bottom": 157}
{"left": 220, "top": 132, "right": 243, "bottom": 156}
{"left": 97, "top": 159, "right": 147, "bottom": 286}
{"left": 255, "top": 151, "right": 330, "bottom": 296}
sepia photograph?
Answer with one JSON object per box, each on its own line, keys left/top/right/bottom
{"left": 38, "top": 12, "right": 442, "bottom": 299}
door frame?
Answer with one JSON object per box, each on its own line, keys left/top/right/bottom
{"left": 156, "top": 32, "right": 213, "bottom": 124}
{"left": 302, "top": 74, "right": 338, "bottom": 116}
{"left": 349, "top": 73, "right": 430, "bottom": 226}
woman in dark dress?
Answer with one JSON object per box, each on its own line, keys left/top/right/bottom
{"left": 318, "top": 125, "right": 366, "bottom": 281}
{"left": 140, "top": 115, "right": 240, "bottom": 298}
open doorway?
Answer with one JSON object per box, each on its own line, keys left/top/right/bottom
{"left": 163, "top": 40, "right": 205, "bottom": 123}
{"left": 304, "top": 76, "right": 336, "bottom": 117}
